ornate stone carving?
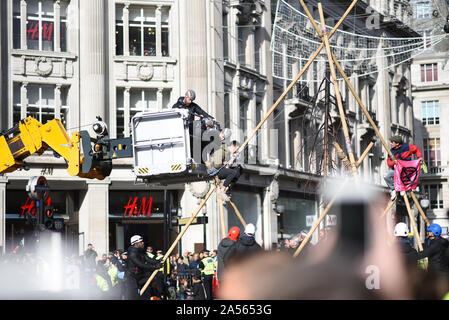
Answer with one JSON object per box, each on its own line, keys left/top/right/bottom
{"left": 137, "top": 63, "right": 154, "bottom": 81}
{"left": 34, "top": 57, "right": 53, "bottom": 77}
{"left": 188, "top": 181, "right": 211, "bottom": 199}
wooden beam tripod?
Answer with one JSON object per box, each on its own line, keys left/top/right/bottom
{"left": 291, "top": 0, "right": 431, "bottom": 257}
{"left": 141, "top": 0, "right": 431, "bottom": 296}
{"left": 140, "top": 172, "right": 247, "bottom": 296}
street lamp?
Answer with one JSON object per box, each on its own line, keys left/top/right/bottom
{"left": 420, "top": 199, "right": 430, "bottom": 209}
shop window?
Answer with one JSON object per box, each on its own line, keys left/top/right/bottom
{"left": 109, "top": 190, "right": 174, "bottom": 217}
{"left": 116, "top": 4, "right": 170, "bottom": 57}
{"left": 13, "top": 0, "right": 68, "bottom": 52}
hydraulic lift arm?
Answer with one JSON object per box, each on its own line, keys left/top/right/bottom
{"left": 0, "top": 117, "right": 132, "bottom": 180}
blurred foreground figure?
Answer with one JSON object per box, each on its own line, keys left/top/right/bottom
{"left": 218, "top": 179, "right": 449, "bottom": 300}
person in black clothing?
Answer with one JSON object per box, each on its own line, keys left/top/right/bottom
{"left": 224, "top": 223, "right": 263, "bottom": 266}
{"left": 217, "top": 226, "right": 240, "bottom": 284}
{"left": 418, "top": 223, "right": 449, "bottom": 277}
{"left": 172, "top": 90, "right": 215, "bottom": 160}
{"left": 124, "top": 235, "right": 162, "bottom": 300}
{"left": 191, "top": 272, "right": 208, "bottom": 300}
{"left": 394, "top": 222, "right": 418, "bottom": 269}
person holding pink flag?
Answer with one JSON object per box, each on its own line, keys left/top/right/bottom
{"left": 384, "top": 135, "right": 423, "bottom": 199}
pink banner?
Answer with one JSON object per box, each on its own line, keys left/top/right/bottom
{"left": 394, "top": 159, "right": 421, "bottom": 191}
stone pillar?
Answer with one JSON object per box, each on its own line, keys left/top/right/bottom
{"left": 78, "top": 179, "right": 110, "bottom": 258}
{"left": 124, "top": 87, "right": 130, "bottom": 137}
{"left": 79, "top": 0, "right": 106, "bottom": 130}
{"left": 123, "top": 3, "right": 130, "bottom": 56}
{"left": 156, "top": 5, "right": 162, "bottom": 57}
{"left": 0, "top": 176, "right": 7, "bottom": 255}
{"left": 55, "top": 84, "right": 61, "bottom": 119}
{"left": 20, "top": 0, "right": 27, "bottom": 50}
{"left": 20, "top": 82, "right": 28, "bottom": 119}
{"left": 157, "top": 88, "right": 163, "bottom": 111}
{"left": 54, "top": 0, "right": 61, "bottom": 52}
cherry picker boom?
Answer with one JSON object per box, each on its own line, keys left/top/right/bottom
{"left": 0, "top": 116, "right": 132, "bottom": 180}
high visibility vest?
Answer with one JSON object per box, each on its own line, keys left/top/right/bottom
{"left": 418, "top": 258, "right": 428, "bottom": 270}
{"left": 147, "top": 252, "right": 155, "bottom": 259}
{"left": 108, "top": 265, "right": 118, "bottom": 287}
{"left": 201, "top": 257, "right": 215, "bottom": 275}
{"left": 443, "top": 292, "right": 449, "bottom": 300}
{"left": 96, "top": 275, "right": 109, "bottom": 292}
{"left": 156, "top": 255, "right": 170, "bottom": 274}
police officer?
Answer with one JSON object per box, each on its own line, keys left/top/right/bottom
{"left": 418, "top": 223, "right": 449, "bottom": 277}
{"left": 199, "top": 249, "right": 215, "bottom": 300}
{"left": 394, "top": 222, "right": 418, "bottom": 269}
{"left": 124, "top": 235, "right": 161, "bottom": 300}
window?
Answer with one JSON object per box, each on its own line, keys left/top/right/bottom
{"left": 416, "top": 2, "right": 431, "bottom": 19}
{"left": 13, "top": 83, "right": 69, "bottom": 127}
{"left": 116, "top": 5, "right": 170, "bottom": 57}
{"left": 223, "top": 11, "right": 229, "bottom": 61}
{"left": 419, "top": 30, "right": 432, "bottom": 49}
{"left": 238, "top": 26, "right": 245, "bottom": 65}
{"left": 116, "top": 88, "right": 170, "bottom": 138}
{"left": 424, "top": 184, "right": 443, "bottom": 209}
{"left": 13, "top": 0, "right": 68, "bottom": 51}
{"left": 422, "top": 100, "right": 439, "bottom": 125}
{"left": 423, "top": 138, "right": 441, "bottom": 168}
{"left": 421, "top": 63, "right": 438, "bottom": 82}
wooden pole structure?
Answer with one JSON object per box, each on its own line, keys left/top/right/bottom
{"left": 293, "top": 141, "right": 378, "bottom": 258}
{"left": 293, "top": 178, "right": 349, "bottom": 258}
{"left": 140, "top": 184, "right": 217, "bottom": 296}
{"left": 402, "top": 193, "right": 424, "bottom": 251}
{"left": 331, "top": 52, "right": 394, "bottom": 159}
{"left": 229, "top": 199, "right": 247, "bottom": 228}
{"left": 317, "top": 3, "right": 358, "bottom": 177}
{"left": 409, "top": 191, "right": 431, "bottom": 227}
{"left": 379, "top": 196, "right": 397, "bottom": 221}
{"left": 234, "top": 0, "right": 360, "bottom": 158}
{"left": 217, "top": 191, "right": 226, "bottom": 239}
{"left": 356, "top": 142, "right": 374, "bottom": 167}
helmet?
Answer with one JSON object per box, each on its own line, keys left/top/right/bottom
{"left": 427, "top": 223, "right": 442, "bottom": 236}
{"left": 227, "top": 226, "right": 240, "bottom": 242}
{"left": 185, "top": 89, "right": 196, "bottom": 101}
{"left": 130, "top": 235, "right": 143, "bottom": 245}
{"left": 390, "top": 135, "right": 403, "bottom": 144}
{"left": 244, "top": 223, "right": 256, "bottom": 236}
{"left": 394, "top": 222, "right": 409, "bottom": 237}
{"left": 221, "top": 128, "right": 232, "bottom": 140}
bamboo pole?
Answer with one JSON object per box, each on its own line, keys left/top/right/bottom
{"left": 217, "top": 190, "right": 226, "bottom": 239}
{"left": 140, "top": 184, "right": 217, "bottom": 296}
{"left": 229, "top": 200, "right": 247, "bottom": 228}
{"left": 379, "top": 196, "right": 396, "bottom": 221}
{"left": 402, "top": 193, "right": 424, "bottom": 251}
{"left": 356, "top": 142, "right": 374, "bottom": 167}
{"left": 317, "top": 3, "right": 358, "bottom": 177}
{"left": 331, "top": 52, "right": 394, "bottom": 159}
{"left": 409, "top": 191, "right": 431, "bottom": 227}
{"left": 235, "top": 0, "right": 360, "bottom": 158}
{"left": 293, "top": 178, "right": 349, "bottom": 258}
{"left": 333, "top": 142, "right": 351, "bottom": 169}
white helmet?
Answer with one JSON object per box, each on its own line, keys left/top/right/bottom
{"left": 244, "top": 223, "right": 256, "bottom": 236}
{"left": 130, "top": 235, "right": 143, "bottom": 245}
{"left": 394, "top": 222, "right": 409, "bottom": 237}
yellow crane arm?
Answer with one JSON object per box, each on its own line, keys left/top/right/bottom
{"left": 0, "top": 117, "right": 107, "bottom": 179}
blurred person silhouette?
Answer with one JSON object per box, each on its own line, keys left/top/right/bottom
{"left": 218, "top": 179, "right": 437, "bottom": 300}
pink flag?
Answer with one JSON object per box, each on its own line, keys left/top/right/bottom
{"left": 394, "top": 159, "right": 421, "bottom": 191}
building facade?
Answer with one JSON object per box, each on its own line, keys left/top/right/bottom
{"left": 0, "top": 0, "right": 431, "bottom": 258}
{"left": 410, "top": 0, "right": 449, "bottom": 233}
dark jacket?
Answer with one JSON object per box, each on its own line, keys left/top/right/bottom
{"left": 84, "top": 248, "right": 98, "bottom": 270}
{"left": 125, "top": 245, "right": 161, "bottom": 282}
{"left": 189, "top": 260, "right": 201, "bottom": 275}
{"left": 418, "top": 236, "right": 449, "bottom": 275}
{"left": 396, "top": 237, "right": 418, "bottom": 268}
{"left": 216, "top": 237, "right": 237, "bottom": 282}
{"left": 192, "top": 280, "right": 207, "bottom": 300}
{"left": 224, "top": 234, "right": 263, "bottom": 265}
{"left": 172, "top": 97, "right": 214, "bottom": 125}
{"left": 387, "top": 143, "right": 422, "bottom": 168}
